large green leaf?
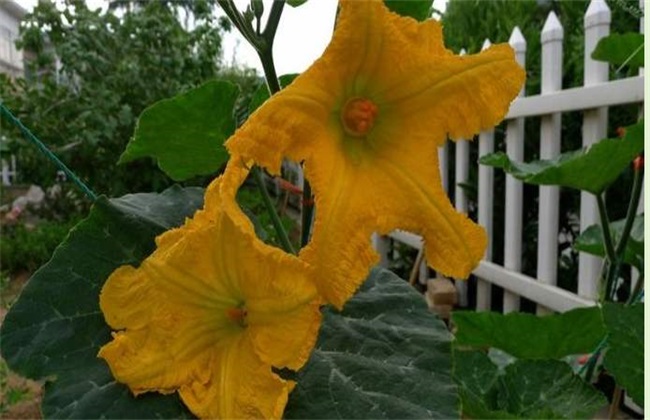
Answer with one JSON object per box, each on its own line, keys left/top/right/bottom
{"left": 0, "top": 186, "right": 203, "bottom": 418}
{"left": 497, "top": 359, "right": 607, "bottom": 418}
{"left": 574, "top": 215, "right": 644, "bottom": 271}
{"left": 479, "top": 121, "right": 644, "bottom": 195}
{"left": 119, "top": 80, "right": 239, "bottom": 181}
{"left": 454, "top": 352, "right": 607, "bottom": 419}
{"left": 602, "top": 302, "right": 644, "bottom": 407}
{"left": 384, "top": 0, "right": 433, "bottom": 21}
{"left": 592, "top": 33, "right": 644, "bottom": 70}
{"left": 453, "top": 351, "right": 511, "bottom": 419}
{"left": 452, "top": 307, "right": 605, "bottom": 359}
{"left": 284, "top": 267, "right": 458, "bottom": 419}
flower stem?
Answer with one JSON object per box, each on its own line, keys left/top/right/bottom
{"left": 256, "top": 1, "right": 316, "bottom": 246}
{"left": 252, "top": 166, "right": 295, "bottom": 254}
{"left": 262, "top": 1, "right": 285, "bottom": 47}
{"left": 217, "top": 0, "right": 258, "bottom": 47}
{"left": 0, "top": 103, "right": 98, "bottom": 202}
{"left": 627, "top": 274, "right": 644, "bottom": 304}
{"left": 255, "top": 0, "right": 283, "bottom": 96}
{"left": 251, "top": 0, "right": 317, "bottom": 249}
{"left": 301, "top": 180, "right": 314, "bottom": 247}
{"left": 596, "top": 194, "right": 619, "bottom": 302}
{"left": 614, "top": 166, "right": 643, "bottom": 258}
{"left": 217, "top": 0, "right": 295, "bottom": 253}
{"left": 258, "top": 48, "right": 281, "bottom": 94}
{"left": 581, "top": 170, "right": 645, "bottom": 380}
{"left": 579, "top": 342, "right": 603, "bottom": 382}
{"left": 596, "top": 194, "right": 616, "bottom": 263}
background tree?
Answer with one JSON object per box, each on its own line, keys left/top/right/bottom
{"left": 0, "top": 0, "right": 259, "bottom": 199}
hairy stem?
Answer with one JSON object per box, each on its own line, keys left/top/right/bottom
{"left": 252, "top": 166, "right": 295, "bottom": 254}
{"left": 262, "top": 1, "right": 285, "bottom": 46}
{"left": 596, "top": 194, "right": 619, "bottom": 302}
{"left": 614, "top": 166, "right": 643, "bottom": 258}
{"left": 628, "top": 274, "right": 644, "bottom": 304}
{"left": 258, "top": 48, "right": 281, "bottom": 94}
{"left": 596, "top": 194, "right": 617, "bottom": 263}
{"left": 218, "top": 0, "right": 295, "bottom": 253}
{"left": 217, "top": 0, "right": 259, "bottom": 46}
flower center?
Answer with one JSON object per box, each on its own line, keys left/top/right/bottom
{"left": 226, "top": 306, "right": 247, "bottom": 328}
{"left": 341, "top": 97, "right": 378, "bottom": 137}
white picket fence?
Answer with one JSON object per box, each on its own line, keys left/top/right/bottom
{"left": 1, "top": 154, "right": 17, "bottom": 185}
{"left": 374, "top": 0, "right": 644, "bottom": 314}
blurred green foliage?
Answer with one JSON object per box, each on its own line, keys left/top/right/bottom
{"left": 0, "top": 217, "right": 81, "bottom": 274}
{"left": 237, "top": 183, "right": 298, "bottom": 250}
{"left": 0, "top": 0, "right": 259, "bottom": 200}
{"left": 443, "top": 0, "right": 639, "bottom": 93}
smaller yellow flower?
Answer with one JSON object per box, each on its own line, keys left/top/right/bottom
{"left": 98, "top": 163, "right": 322, "bottom": 419}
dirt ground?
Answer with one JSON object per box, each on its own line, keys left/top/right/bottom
{"left": 1, "top": 271, "right": 43, "bottom": 419}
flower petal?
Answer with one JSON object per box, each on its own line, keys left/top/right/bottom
{"left": 247, "top": 287, "right": 322, "bottom": 370}
{"left": 380, "top": 44, "right": 525, "bottom": 143}
{"left": 213, "top": 158, "right": 323, "bottom": 370}
{"left": 370, "top": 152, "right": 487, "bottom": 278}
{"left": 179, "top": 335, "right": 294, "bottom": 419}
{"left": 98, "top": 321, "right": 216, "bottom": 395}
{"left": 297, "top": 130, "right": 486, "bottom": 309}
{"left": 298, "top": 152, "right": 382, "bottom": 309}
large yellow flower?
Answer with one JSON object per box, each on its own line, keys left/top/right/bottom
{"left": 226, "top": 0, "right": 525, "bottom": 309}
{"left": 98, "top": 165, "right": 322, "bottom": 419}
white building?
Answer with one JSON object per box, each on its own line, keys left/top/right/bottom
{"left": 0, "top": 0, "right": 27, "bottom": 78}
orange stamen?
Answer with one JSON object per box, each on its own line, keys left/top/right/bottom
{"left": 226, "top": 307, "right": 247, "bottom": 327}
{"left": 341, "top": 97, "right": 378, "bottom": 137}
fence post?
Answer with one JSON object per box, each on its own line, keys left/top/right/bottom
{"left": 503, "top": 27, "right": 527, "bottom": 313}
{"left": 537, "top": 11, "right": 563, "bottom": 315}
{"left": 372, "top": 233, "right": 390, "bottom": 268}
{"left": 439, "top": 142, "right": 448, "bottom": 194}
{"left": 578, "top": 0, "right": 610, "bottom": 300}
{"left": 477, "top": 39, "right": 495, "bottom": 311}
{"left": 455, "top": 136, "right": 470, "bottom": 306}
{"left": 454, "top": 49, "right": 469, "bottom": 220}
{"left": 422, "top": 140, "right": 449, "bottom": 284}
{"left": 632, "top": 0, "right": 644, "bottom": 292}
{"left": 454, "top": 48, "right": 470, "bottom": 307}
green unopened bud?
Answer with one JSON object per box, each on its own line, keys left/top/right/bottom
{"left": 251, "top": 0, "right": 264, "bottom": 19}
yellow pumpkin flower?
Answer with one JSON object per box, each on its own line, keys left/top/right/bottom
{"left": 226, "top": 0, "right": 525, "bottom": 309}
{"left": 98, "top": 164, "right": 322, "bottom": 419}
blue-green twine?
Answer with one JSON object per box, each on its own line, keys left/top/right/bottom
{"left": 0, "top": 102, "right": 98, "bottom": 201}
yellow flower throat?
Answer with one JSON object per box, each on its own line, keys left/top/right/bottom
{"left": 341, "top": 97, "right": 378, "bottom": 137}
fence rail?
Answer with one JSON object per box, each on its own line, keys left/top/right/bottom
{"left": 375, "top": 0, "right": 644, "bottom": 315}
